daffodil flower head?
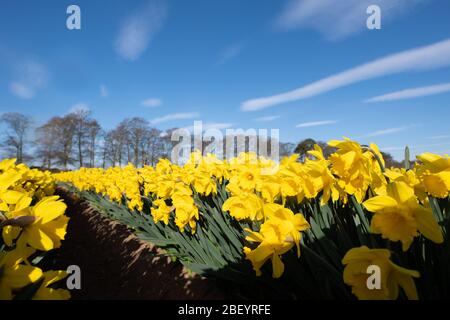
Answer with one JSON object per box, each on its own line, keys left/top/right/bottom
{"left": 32, "top": 270, "right": 71, "bottom": 300}
{"left": 363, "top": 181, "right": 443, "bottom": 251}
{"left": 0, "top": 246, "right": 44, "bottom": 300}
{"left": 416, "top": 153, "right": 450, "bottom": 198}
{"left": 223, "top": 192, "right": 263, "bottom": 221}
{"left": 262, "top": 203, "right": 310, "bottom": 257}
{"left": 342, "top": 246, "right": 420, "bottom": 300}
{"left": 244, "top": 221, "right": 294, "bottom": 278}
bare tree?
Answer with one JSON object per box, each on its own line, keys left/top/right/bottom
{"left": 161, "top": 127, "right": 179, "bottom": 160}
{"left": 71, "top": 109, "right": 90, "bottom": 168}
{"left": 0, "top": 112, "right": 33, "bottom": 163}
{"left": 86, "top": 119, "right": 102, "bottom": 167}
{"left": 35, "top": 122, "right": 57, "bottom": 169}
{"left": 114, "top": 120, "right": 131, "bottom": 165}
{"left": 38, "top": 115, "right": 76, "bottom": 169}
{"left": 294, "top": 138, "right": 317, "bottom": 162}
{"left": 102, "top": 124, "right": 128, "bottom": 168}
{"left": 143, "top": 128, "right": 165, "bottom": 166}
{"left": 101, "top": 131, "right": 115, "bottom": 168}
{"left": 381, "top": 151, "right": 402, "bottom": 169}
{"left": 127, "top": 117, "right": 149, "bottom": 167}
{"left": 100, "top": 123, "right": 170, "bottom": 168}
{"left": 293, "top": 139, "right": 336, "bottom": 162}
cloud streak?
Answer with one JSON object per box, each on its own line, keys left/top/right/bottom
{"left": 184, "top": 122, "right": 234, "bottom": 132}
{"left": 202, "top": 122, "right": 234, "bottom": 130}
{"left": 427, "top": 134, "right": 450, "bottom": 140}
{"left": 275, "top": 0, "right": 426, "bottom": 41}
{"left": 115, "top": 0, "right": 168, "bottom": 61}
{"left": 359, "top": 125, "right": 413, "bottom": 138}
{"left": 241, "top": 38, "right": 450, "bottom": 111}
{"left": 10, "top": 60, "right": 49, "bottom": 99}
{"left": 219, "top": 43, "right": 244, "bottom": 64}
{"left": 253, "top": 115, "right": 281, "bottom": 122}
{"left": 141, "top": 98, "right": 162, "bottom": 108}
{"left": 296, "top": 120, "right": 338, "bottom": 128}
{"left": 150, "top": 112, "right": 199, "bottom": 125}
{"left": 365, "top": 82, "right": 450, "bottom": 103}
{"left": 10, "top": 82, "right": 34, "bottom": 99}
{"left": 383, "top": 142, "right": 450, "bottom": 153}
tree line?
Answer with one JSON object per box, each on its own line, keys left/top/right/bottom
{"left": 0, "top": 111, "right": 179, "bottom": 169}
{"left": 0, "top": 111, "right": 403, "bottom": 170}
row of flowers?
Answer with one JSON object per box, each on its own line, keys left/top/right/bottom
{"left": 54, "top": 138, "right": 450, "bottom": 300}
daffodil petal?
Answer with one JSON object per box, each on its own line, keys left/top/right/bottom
{"left": 414, "top": 206, "right": 444, "bottom": 244}
{"left": 363, "top": 196, "right": 398, "bottom": 212}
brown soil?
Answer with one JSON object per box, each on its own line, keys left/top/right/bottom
{"left": 48, "top": 187, "right": 226, "bottom": 300}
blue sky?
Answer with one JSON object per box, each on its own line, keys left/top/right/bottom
{"left": 1, "top": 0, "right": 450, "bottom": 160}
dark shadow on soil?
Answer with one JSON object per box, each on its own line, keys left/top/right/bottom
{"left": 44, "top": 188, "right": 227, "bottom": 300}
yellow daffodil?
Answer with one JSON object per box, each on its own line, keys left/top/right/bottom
{"left": 244, "top": 221, "right": 294, "bottom": 278}
{"left": 151, "top": 199, "right": 172, "bottom": 225}
{"left": 263, "top": 203, "right": 310, "bottom": 257}
{"left": 0, "top": 246, "right": 43, "bottom": 300}
{"left": 258, "top": 178, "right": 281, "bottom": 203}
{"left": 192, "top": 171, "right": 217, "bottom": 196}
{"left": 385, "top": 168, "right": 427, "bottom": 202}
{"left": 172, "top": 193, "right": 199, "bottom": 233}
{"left": 416, "top": 153, "right": 450, "bottom": 198}
{"left": 342, "top": 246, "right": 420, "bottom": 300}
{"left": 305, "top": 145, "right": 340, "bottom": 204}
{"left": 236, "top": 167, "right": 260, "bottom": 191}
{"left": 6, "top": 196, "right": 69, "bottom": 251}
{"left": 222, "top": 192, "right": 263, "bottom": 221}
{"left": 32, "top": 270, "right": 71, "bottom": 300}
{"left": 0, "top": 159, "right": 70, "bottom": 300}
{"left": 244, "top": 204, "right": 310, "bottom": 278}
{"left": 0, "top": 170, "right": 22, "bottom": 191}
{"left": 328, "top": 138, "right": 377, "bottom": 203}
{"left": 363, "top": 181, "right": 443, "bottom": 251}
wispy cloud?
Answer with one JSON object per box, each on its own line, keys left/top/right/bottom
{"left": 380, "top": 142, "right": 450, "bottom": 160}
{"left": 365, "top": 82, "right": 450, "bottom": 103}
{"left": 115, "top": 0, "right": 168, "bottom": 61}
{"left": 296, "top": 120, "right": 338, "bottom": 128}
{"left": 69, "top": 102, "right": 90, "bottom": 114}
{"left": 382, "top": 142, "right": 450, "bottom": 153}
{"left": 203, "top": 122, "right": 234, "bottom": 130}
{"left": 254, "top": 115, "right": 281, "bottom": 122}
{"left": 100, "top": 84, "right": 109, "bottom": 98}
{"left": 184, "top": 122, "right": 234, "bottom": 132}
{"left": 275, "top": 0, "right": 426, "bottom": 41}
{"left": 141, "top": 98, "right": 162, "bottom": 108}
{"left": 427, "top": 134, "right": 450, "bottom": 140}
{"left": 10, "top": 60, "right": 49, "bottom": 99}
{"left": 241, "top": 38, "right": 450, "bottom": 111}
{"left": 359, "top": 125, "right": 414, "bottom": 138}
{"left": 219, "top": 43, "right": 244, "bottom": 64}
{"left": 150, "top": 112, "right": 199, "bottom": 125}
{"left": 10, "top": 82, "right": 34, "bottom": 99}
{"left": 413, "top": 142, "right": 450, "bottom": 150}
